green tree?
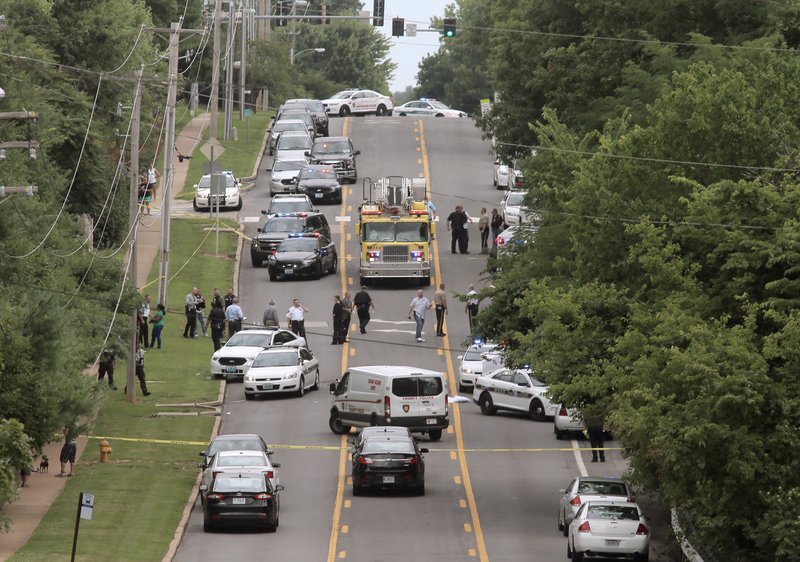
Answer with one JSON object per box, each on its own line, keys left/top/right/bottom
{"left": 0, "top": 419, "right": 33, "bottom": 531}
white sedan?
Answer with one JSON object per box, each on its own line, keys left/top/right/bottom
{"left": 244, "top": 347, "right": 320, "bottom": 399}
{"left": 193, "top": 171, "right": 241, "bottom": 212}
{"left": 500, "top": 190, "right": 529, "bottom": 226}
{"left": 396, "top": 99, "right": 466, "bottom": 118}
{"left": 210, "top": 329, "right": 306, "bottom": 380}
{"left": 472, "top": 368, "right": 557, "bottom": 421}
{"left": 457, "top": 341, "right": 498, "bottom": 392}
{"left": 568, "top": 501, "right": 650, "bottom": 562}
{"left": 322, "top": 89, "right": 393, "bottom": 117}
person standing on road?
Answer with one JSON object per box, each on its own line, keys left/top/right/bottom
{"left": 478, "top": 208, "right": 490, "bottom": 253}
{"left": 97, "top": 348, "right": 117, "bottom": 390}
{"left": 224, "top": 287, "right": 237, "bottom": 311}
{"left": 206, "top": 301, "right": 227, "bottom": 351}
{"left": 225, "top": 297, "right": 244, "bottom": 337}
{"left": 286, "top": 298, "right": 309, "bottom": 339}
{"left": 262, "top": 299, "right": 279, "bottom": 327}
{"left": 138, "top": 294, "right": 151, "bottom": 347}
{"left": 353, "top": 286, "right": 374, "bottom": 334}
{"left": 490, "top": 208, "right": 504, "bottom": 247}
{"left": 587, "top": 421, "right": 606, "bottom": 463}
{"left": 408, "top": 289, "right": 432, "bottom": 343}
{"left": 149, "top": 304, "right": 165, "bottom": 349}
{"left": 184, "top": 287, "right": 199, "bottom": 338}
{"left": 466, "top": 284, "right": 479, "bottom": 334}
{"left": 340, "top": 291, "right": 353, "bottom": 342}
{"left": 433, "top": 283, "right": 448, "bottom": 337}
{"left": 447, "top": 204, "right": 470, "bottom": 254}
{"left": 332, "top": 295, "right": 344, "bottom": 345}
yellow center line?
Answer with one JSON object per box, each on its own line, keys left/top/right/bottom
{"left": 420, "top": 119, "right": 489, "bottom": 562}
{"left": 327, "top": 116, "right": 352, "bottom": 562}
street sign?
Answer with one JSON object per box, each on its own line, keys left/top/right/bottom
{"left": 405, "top": 23, "right": 417, "bottom": 37}
{"left": 80, "top": 493, "right": 94, "bottom": 521}
{"left": 244, "top": 108, "right": 254, "bottom": 117}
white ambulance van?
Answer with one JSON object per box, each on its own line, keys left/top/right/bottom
{"left": 328, "top": 366, "right": 449, "bottom": 441}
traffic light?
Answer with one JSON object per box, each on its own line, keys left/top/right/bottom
{"left": 443, "top": 17, "right": 456, "bottom": 37}
{"left": 373, "top": 0, "right": 385, "bottom": 26}
{"left": 392, "top": 17, "right": 405, "bottom": 37}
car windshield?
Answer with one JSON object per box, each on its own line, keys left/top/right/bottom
{"left": 282, "top": 112, "right": 311, "bottom": 123}
{"left": 277, "top": 238, "right": 318, "bottom": 252}
{"left": 587, "top": 505, "right": 639, "bottom": 521}
{"left": 391, "top": 376, "right": 443, "bottom": 397}
{"left": 263, "top": 218, "right": 304, "bottom": 233}
{"left": 272, "top": 160, "right": 305, "bottom": 173}
{"left": 578, "top": 481, "right": 629, "bottom": 496}
{"left": 213, "top": 476, "right": 267, "bottom": 493}
{"left": 274, "top": 121, "right": 304, "bottom": 132}
{"left": 208, "top": 438, "right": 262, "bottom": 456}
{"left": 506, "top": 193, "right": 525, "bottom": 206}
{"left": 528, "top": 376, "right": 547, "bottom": 387}
{"left": 331, "top": 91, "right": 355, "bottom": 100}
{"left": 225, "top": 333, "right": 272, "bottom": 347}
{"left": 304, "top": 101, "right": 325, "bottom": 113}
{"left": 464, "top": 345, "right": 496, "bottom": 361}
{"left": 361, "top": 440, "right": 416, "bottom": 454}
{"left": 217, "top": 454, "right": 267, "bottom": 468}
{"left": 277, "top": 136, "right": 312, "bottom": 150}
{"left": 197, "top": 175, "right": 234, "bottom": 189}
{"left": 299, "top": 168, "right": 337, "bottom": 181}
{"left": 269, "top": 201, "right": 312, "bottom": 214}
{"left": 252, "top": 352, "right": 299, "bottom": 368}
{"left": 363, "top": 223, "right": 428, "bottom": 242}
{"left": 313, "top": 141, "right": 351, "bottom": 154}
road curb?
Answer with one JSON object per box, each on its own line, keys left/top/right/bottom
{"left": 242, "top": 112, "right": 270, "bottom": 182}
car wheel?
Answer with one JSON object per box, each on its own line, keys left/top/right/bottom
{"left": 399, "top": 112, "right": 407, "bottom": 117}
{"left": 235, "top": 199, "right": 242, "bottom": 211}
{"left": 417, "top": 480, "right": 425, "bottom": 496}
{"left": 329, "top": 412, "right": 351, "bottom": 434}
{"left": 352, "top": 483, "right": 363, "bottom": 496}
{"left": 314, "top": 262, "right": 323, "bottom": 279}
{"left": 567, "top": 540, "right": 572, "bottom": 559}
{"left": 359, "top": 276, "right": 369, "bottom": 287}
{"left": 529, "top": 399, "right": 546, "bottom": 421}
{"left": 479, "top": 393, "right": 496, "bottom": 415}
{"left": 376, "top": 104, "right": 388, "bottom": 116}
{"left": 458, "top": 382, "right": 466, "bottom": 393}
{"left": 269, "top": 269, "right": 278, "bottom": 281}
{"left": 558, "top": 510, "right": 564, "bottom": 532}
{"left": 193, "top": 199, "right": 200, "bottom": 212}
{"left": 572, "top": 548, "right": 583, "bottom": 562}
{"left": 203, "top": 514, "right": 214, "bottom": 533}
{"left": 245, "top": 393, "right": 255, "bottom": 401}
{"left": 296, "top": 376, "right": 305, "bottom": 397}
{"left": 435, "top": 113, "right": 444, "bottom": 117}
{"left": 213, "top": 373, "right": 223, "bottom": 380}
{"left": 266, "top": 519, "right": 277, "bottom": 533}
{"left": 251, "top": 256, "right": 262, "bottom": 268}
{"left": 420, "top": 276, "right": 431, "bottom": 287}
{"left": 328, "top": 252, "right": 337, "bottom": 274}
{"left": 339, "top": 105, "right": 351, "bottom": 117}
{"left": 311, "top": 369, "right": 320, "bottom": 390}
{"left": 428, "top": 429, "right": 442, "bottom": 441}
{"left": 555, "top": 427, "right": 565, "bottom": 440}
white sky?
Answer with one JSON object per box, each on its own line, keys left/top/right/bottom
{"left": 372, "top": 0, "right": 450, "bottom": 92}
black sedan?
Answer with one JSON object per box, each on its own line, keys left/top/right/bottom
{"left": 203, "top": 472, "right": 283, "bottom": 532}
{"left": 351, "top": 433, "right": 428, "bottom": 496}
{"left": 295, "top": 165, "right": 342, "bottom": 204}
{"left": 267, "top": 234, "right": 337, "bottom": 281}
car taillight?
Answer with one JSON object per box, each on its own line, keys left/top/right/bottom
{"left": 445, "top": 394, "right": 449, "bottom": 417}
{"left": 410, "top": 455, "right": 420, "bottom": 465}
{"left": 357, "top": 456, "right": 372, "bottom": 465}
{"left": 206, "top": 493, "right": 224, "bottom": 501}
{"left": 496, "top": 236, "right": 505, "bottom": 246}
{"left": 570, "top": 496, "right": 582, "bottom": 506}
{"left": 559, "top": 406, "right": 568, "bottom": 416}
{"left": 578, "top": 521, "right": 591, "bottom": 533}
{"left": 384, "top": 396, "right": 391, "bottom": 417}
{"left": 254, "top": 493, "right": 273, "bottom": 501}
{"left": 636, "top": 523, "right": 649, "bottom": 535}
{"left": 264, "top": 470, "right": 274, "bottom": 479}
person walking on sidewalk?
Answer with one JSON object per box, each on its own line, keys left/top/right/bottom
{"left": 353, "top": 286, "right": 374, "bottom": 334}
{"left": 340, "top": 291, "right": 353, "bottom": 342}
{"left": 408, "top": 289, "right": 432, "bottom": 343}
{"left": 478, "top": 208, "right": 490, "bottom": 253}
{"left": 138, "top": 294, "right": 151, "bottom": 347}
{"left": 195, "top": 290, "right": 208, "bottom": 337}
{"left": 263, "top": 299, "right": 279, "bottom": 327}
{"left": 126, "top": 343, "right": 151, "bottom": 396}
{"left": 466, "top": 284, "right": 480, "bottom": 334}
{"left": 149, "top": 303, "right": 165, "bottom": 349}
{"left": 97, "top": 348, "right": 117, "bottom": 390}
{"left": 147, "top": 163, "right": 160, "bottom": 199}
{"left": 184, "top": 287, "right": 199, "bottom": 338}
{"left": 286, "top": 298, "right": 309, "bottom": 339}
{"left": 225, "top": 297, "right": 244, "bottom": 337}
{"left": 433, "top": 283, "right": 448, "bottom": 337}
{"left": 57, "top": 424, "right": 78, "bottom": 477}
{"left": 332, "top": 295, "right": 344, "bottom": 345}
{"left": 207, "top": 301, "right": 227, "bottom": 351}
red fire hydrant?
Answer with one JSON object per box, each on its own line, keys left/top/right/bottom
{"left": 99, "top": 440, "right": 112, "bottom": 463}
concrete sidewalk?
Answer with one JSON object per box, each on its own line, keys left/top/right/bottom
{"left": 0, "top": 114, "right": 211, "bottom": 562}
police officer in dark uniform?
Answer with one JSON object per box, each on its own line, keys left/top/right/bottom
{"left": 98, "top": 348, "right": 117, "bottom": 390}
{"left": 447, "top": 205, "right": 470, "bottom": 254}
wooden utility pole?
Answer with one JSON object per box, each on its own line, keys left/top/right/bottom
{"left": 127, "top": 68, "right": 142, "bottom": 404}
{"left": 210, "top": 0, "right": 221, "bottom": 140}
{"left": 239, "top": 2, "right": 247, "bottom": 120}
{"left": 157, "top": 22, "right": 181, "bottom": 308}
{"left": 224, "top": 5, "right": 236, "bottom": 139}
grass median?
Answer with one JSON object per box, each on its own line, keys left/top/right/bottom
{"left": 177, "top": 110, "right": 273, "bottom": 200}
{"left": 10, "top": 218, "right": 239, "bottom": 562}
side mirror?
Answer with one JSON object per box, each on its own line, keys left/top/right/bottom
{"left": 199, "top": 484, "right": 207, "bottom": 491}
{"left": 267, "top": 128, "right": 272, "bottom": 132}
{"left": 457, "top": 355, "right": 464, "bottom": 360}
{"left": 199, "top": 451, "right": 207, "bottom": 457}
{"left": 558, "top": 488, "right": 566, "bottom": 494}
{"left": 265, "top": 167, "right": 272, "bottom": 172}
{"left": 265, "top": 448, "right": 275, "bottom": 456}
{"left": 354, "top": 150, "right": 361, "bottom": 156}
{"left": 256, "top": 228, "right": 262, "bottom": 233}
{"left": 272, "top": 462, "right": 281, "bottom": 468}
{"left": 260, "top": 209, "right": 267, "bottom": 215}
{"left": 192, "top": 184, "right": 199, "bottom": 189}
{"left": 198, "top": 463, "right": 207, "bottom": 469}
{"left": 275, "top": 484, "right": 285, "bottom": 492}
{"left": 419, "top": 448, "right": 429, "bottom": 454}
{"left": 304, "top": 151, "right": 311, "bottom": 157}
{"left": 329, "top": 381, "right": 337, "bottom": 393}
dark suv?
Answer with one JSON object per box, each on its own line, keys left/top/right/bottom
{"left": 306, "top": 137, "right": 360, "bottom": 184}
{"left": 250, "top": 212, "right": 331, "bottom": 267}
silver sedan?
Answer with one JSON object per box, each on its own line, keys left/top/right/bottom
{"left": 568, "top": 501, "right": 650, "bottom": 562}
{"left": 268, "top": 160, "right": 306, "bottom": 196}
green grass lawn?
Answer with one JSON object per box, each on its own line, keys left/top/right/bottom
{"left": 10, "top": 219, "right": 238, "bottom": 562}
{"left": 177, "top": 110, "right": 273, "bottom": 200}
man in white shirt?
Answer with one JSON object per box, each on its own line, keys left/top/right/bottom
{"left": 408, "top": 289, "right": 432, "bottom": 342}
{"left": 286, "top": 298, "right": 309, "bottom": 339}
{"left": 225, "top": 297, "right": 244, "bottom": 337}
{"left": 139, "top": 294, "right": 151, "bottom": 347}
{"left": 466, "top": 284, "right": 479, "bottom": 334}
{"left": 184, "top": 288, "right": 199, "bottom": 338}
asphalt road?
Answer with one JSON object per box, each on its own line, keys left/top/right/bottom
{"left": 173, "top": 115, "right": 634, "bottom": 562}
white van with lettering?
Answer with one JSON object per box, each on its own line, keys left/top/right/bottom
{"left": 328, "top": 366, "right": 449, "bottom": 441}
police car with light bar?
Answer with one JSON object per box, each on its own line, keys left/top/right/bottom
{"left": 395, "top": 98, "right": 467, "bottom": 118}
{"left": 472, "top": 367, "right": 557, "bottom": 421}
{"left": 321, "top": 89, "right": 393, "bottom": 117}
{"left": 267, "top": 233, "right": 338, "bottom": 281}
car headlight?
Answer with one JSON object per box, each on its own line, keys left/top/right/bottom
{"left": 461, "top": 367, "right": 473, "bottom": 374}
{"left": 211, "top": 353, "right": 219, "bottom": 361}
{"left": 244, "top": 375, "right": 254, "bottom": 383}
{"left": 301, "top": 258, "right": 316, "bottom": 265}
{"left": 283, "top": 372, "right": 299, "bottom": 380}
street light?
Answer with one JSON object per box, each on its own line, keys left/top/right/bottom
{"left": 291, "top": 47, "right": 325, "bottom": 65}
{"left": 289, "top": 0, "right": 310, "bottom": 65}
